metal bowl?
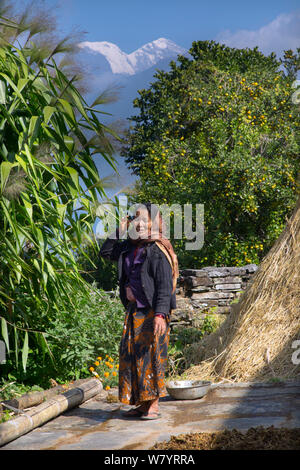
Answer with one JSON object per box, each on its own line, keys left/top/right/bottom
{"left": 166, "top": 380, "right": 211, "bottom": 400}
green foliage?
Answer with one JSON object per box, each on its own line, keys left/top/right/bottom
{"left": 0, "top": 376, "right": 44, "bottom": 401}
{"left": 122, "top": 40, "right": 300, "bottom": 269}
{"left": 96, "top": 253, "right": 118, "bottom": 291}
{"left": 0, "top": 284, "right": 124, "bottom": 386}
{"left": 267, "top": 377, "right": 285, "bottom": 384}
{"left": 0, "top": 409, "right": 13, "bottom": 423}
{"left": 0, "top": 13, "right": 120, "bottom": 373}
{"left": 45, "top": 283, "right": 124, "bottom": 382}
{"left": 74, "top": 238, "right": 118, "bottom": 291}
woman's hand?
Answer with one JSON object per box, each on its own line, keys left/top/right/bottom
{"left": 154, "top": 316, "right": 167, "bottom": 336}
{"left": 119, "top": 216, "right": 130, "bottom": 234}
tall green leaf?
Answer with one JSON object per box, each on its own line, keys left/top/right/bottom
{"left": 0, "top": 161, "right": 13, "bottom": 193}
{"left": 1, "top": 317, "right": 9, "bottom": 355}
{"left": 22, "top": 331, "right": 29, "bottom": 372}
{"left": 14, "top": 326, "right": 18, "bottom": 369}
{"left": 0, "top": 80, "right": 6, "bottom": 104}
{"left": 43, "top": 105, "right": 55, "bottom": 124}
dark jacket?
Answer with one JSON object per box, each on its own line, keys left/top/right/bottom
{"left": 99, "top": 230, "right": 176, "bottom": 315}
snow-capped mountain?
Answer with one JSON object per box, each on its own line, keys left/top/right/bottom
{"left": 78, "top": 38, "right": 186, "bottom": 75}
{"left": 76, "top": 38, "right": 188, "bottom": 204}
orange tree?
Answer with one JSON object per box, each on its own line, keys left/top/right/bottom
{"left": 122, "top": 41, "right": 300, "bottom": 268}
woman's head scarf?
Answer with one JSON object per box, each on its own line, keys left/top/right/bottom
{"left": 129, "top": 202, "right": 179, "bottom": 294}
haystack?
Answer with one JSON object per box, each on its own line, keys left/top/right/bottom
{"left": 184, "top": 197, "right": 300, "bottom": 382}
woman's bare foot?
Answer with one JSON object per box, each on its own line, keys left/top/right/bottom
{"left": 138, "top": 401, "right": 150, "bottom": 412}
{"left": 144, "top": 398, "right": 159, "bottom": 416}
{"left": 122, "top": 401, "right": 149, "bottom": 417}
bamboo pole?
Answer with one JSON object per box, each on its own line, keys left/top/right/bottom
{"left": 0, "top": 378, "right": 102, "bottom": 447}
{"left": 2, "top": 386, "right": 66, "bottom": 411}
{"left": 1, "top": 378, "right": 91, "bottom": 410}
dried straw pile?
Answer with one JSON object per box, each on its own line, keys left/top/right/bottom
{"left": 151, "top": 427, "right": 300, "bottom": 450}
{"left": 184, "top": 197, "right": 300, "bottom": 382}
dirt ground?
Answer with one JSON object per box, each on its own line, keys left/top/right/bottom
{"left": 151, "top": 426, "right": 300, "bottom": 450}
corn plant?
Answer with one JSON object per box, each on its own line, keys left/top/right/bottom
{"left": 0, "top": 13, "right": 119, "bottom": 372}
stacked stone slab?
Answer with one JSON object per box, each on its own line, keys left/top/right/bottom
{"left": 172, "top": 264, "right": 258, "bottom": 328}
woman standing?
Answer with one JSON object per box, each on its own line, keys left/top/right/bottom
{"left": 99, "top": 203, "right": 179, "bottom": 419}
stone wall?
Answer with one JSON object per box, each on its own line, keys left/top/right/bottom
{"left": 172, "top": 264, "right": 258, "bottom": 328}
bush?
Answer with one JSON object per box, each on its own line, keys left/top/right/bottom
{"left": 0, "top": 283, "right": 124, "bottom": 387}
{"left": 167, "top": 314, "right": 219, "bottom": 377}
{"left": 45, "top": 283, "right": 124, "bottom": 382}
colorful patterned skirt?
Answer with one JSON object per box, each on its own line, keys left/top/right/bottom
{"left": 118, "top": 302, "right": 170, "bottom": 405}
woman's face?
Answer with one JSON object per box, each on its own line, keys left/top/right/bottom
{"left": 133, "top": 207, "right": 152, "bottom": 238}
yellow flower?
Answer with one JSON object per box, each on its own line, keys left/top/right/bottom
{"left": 104, "top": 372, "right": 109, "bottom": 378}
{"left": 97, "top": 357, "right": 102, "bottom": 361}
{"left": 105, "top": 361, "right": 110, "bottom": 367}
{"left": 116, "top": 365, "right": 119, "bottom": 370}
{"left": 105, "top": 386, "right": 111, "bottom": 390}
{"left": 112, "top": 371, "right": 117, "bottom": 377}
{"left": 89, "top": 367, "right": 94, "bottom": 372}
{"left": 94, "top": 361, "right": 99, "bottom": 366}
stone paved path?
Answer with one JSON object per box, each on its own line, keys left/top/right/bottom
{"left": 2, "top": 381, "right": 300, "bottom": 450}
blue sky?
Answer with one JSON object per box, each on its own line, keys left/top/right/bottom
{"left": 17, "top": 0, "right": 300, "bottom": 55}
